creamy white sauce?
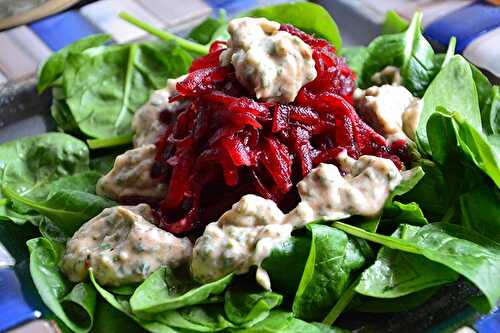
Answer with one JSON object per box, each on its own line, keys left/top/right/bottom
{"left": 132, "top": 74, "right": 187, "bottom": 147}
{"left": 61, "top": 204, "right": 192, "bottom": 286}
{"left": 96, "top": 144, "right": 166, "bottom": 201}
{"left": 220, "top": 17, "right": 317, "bottom": 103}
{"left": 354, "top": 84, "right": 422, "bottom": 142}
{"left": 190, "top": 194, "right": 292, "bottom": 289}
{"left": 191, "top": 154, "right": 402, "bottom": 288}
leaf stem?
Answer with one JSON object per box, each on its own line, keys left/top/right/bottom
{"left": 332, "top": 222, "right": 421, "bottom": 254}
{"left": 87, "top": 134, "right": 133, "bottom": 149}
{"left": 119, "top": 12, "right": 209, "bottom": 55}
{"left": 322, "top": 276, "right": 359, "bottom": 325}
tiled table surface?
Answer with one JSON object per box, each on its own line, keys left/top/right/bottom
{"left": 0, "top": 0, "right": 289, "bottom": 86}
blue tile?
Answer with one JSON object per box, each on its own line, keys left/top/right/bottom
{"left": 206, "top": 0, "right": 257, "bottom": 15}
{"left": 424, "top": 2, "right": 500, "bottom": 53}
{"left": 30, "top": 10, "right": 100, "bottom": 51}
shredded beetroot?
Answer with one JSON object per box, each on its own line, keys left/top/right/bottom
{"left": 151, "top": 25, "right": 410, "bottom": 234}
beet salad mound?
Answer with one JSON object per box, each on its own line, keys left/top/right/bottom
{"left": 151, "top": 19, "right": 410, "bottom": 234}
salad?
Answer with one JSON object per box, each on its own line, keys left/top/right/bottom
{"left": 1, "top": 2, "right": 499, "bottom": 332}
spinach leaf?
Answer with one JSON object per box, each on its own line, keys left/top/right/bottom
{"left": 3, "top": 187, "right": 115, "bottom": 235}
{"left": 416, "top": 55, "right": 481, "bottom": 155}
{"left": 244, "top": 2, "right": 342, "bottom": 50}
{"left": 353, "top": 287, "right": 439, "bottom": 313}
{"left": 355, "top": 225, "right": 457, "bottom": 298}
{"left": 233, "top": 311, "right": 347, "bottom": 333}
{"left": 89, "top": 153, "right": 120, "bottom": 175}
{"left": 483, "top": 85, "right": 500, "bottom": 135}
{"left": 428, "top": 108, "right": 500, "bottom": 187}
{"left": 382, "top": 10, "right": 409, "bottom": 34}
{"left": 47, "top": 171, "right": 102, "bottom": 195}
{"left": 89, "top": 269, "right": 178, "bottom": 333}
{"left": 470, "top": 63, "right": 493, "bottom": 115}
{"left": 399, "top": 160, "right": 451, "bottom": 220}
{"left": 62, "top": 41, "right": 192, "bottom": 139}
{"left": 27, "top": 237, "right": 95, "bottom": 333}
{"left": 130, "top": 267, "right": 233, "bottom": 314}
{"left": 155, "top": 304, "right": 234, "bottom": 332}
{"left": 361, "top": 13, "right": 436, "bottom": 97}
{"left": 460, "top": 184, "right": 500, "bottom": 242}
{"left": 92, "top": 301, "right": 144, "bottom": 333}
{"left": 381, "top": 201, "right": 428, "bottom": 227}
{"left": 0, "top": 132, "right": 89, "bottom": 201}
{"left": 224, "top": 288, "right": 282, "bottom": 326}
{"left": 333, "top": 222, "right": 500, "bottom": 308}
{"left": 61, "top": 283, "right": 97, "bottom": 330}
{"left": 188, "top": 10, "right": 227, "bottom": 44}
{"left": 37, "top": 34, "right": 111, "bottom": 93}
{"left": 322, "top": 277, "right": 359, "bottom": 326}
{"left": 293, "top": 224, "right": 370, "bottom": 320}
{"left": 261, "top": 236, "right": 311, "bottom": 296}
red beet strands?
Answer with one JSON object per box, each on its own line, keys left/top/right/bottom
{"left": 152, "top": 25, "right": 408, "bottom": 234}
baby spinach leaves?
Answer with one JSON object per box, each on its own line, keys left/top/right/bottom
{"left": 333, "top": 222, "right": 500, "bottom": 308}
{"left": 293, "top": 224, "right": 371, "bottom": 320}
{"left": 130, "top": 267, "right": 233, "bottom": 314}
{"left": 355, "top": 225, "right": 457, "bottom": 298}
{"left": 27, "top": 237, "right": 96, "bottom": 333}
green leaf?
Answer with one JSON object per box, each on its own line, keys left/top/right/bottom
{"left": 244, "top": 2, "right": 342, "bottom": 50}
{"left": 188, "top": 10, "right": 227, "bottom": 45}
{"left": 361, "top": 13, "right": 436, "bottom": 96}
{"left": 61, "top": 283, "right": 97, "bottom": 330}
{"left": 355, "top": 225, "right": 457, "bottom": 298}
{"left": 382, "top": 10, "right": 409, "bottom": 34}
{"left": 155, "top": 304, "right": 234, "bottom": 332}
{"left": 353, "top": 287, "right": 439, "bottom": 313}
{"left": 460, "top": 184, "right": 500, "bottom": 242}
{"left": 293, "top": 224, "right": 370, "bottom": 320}
{"left": 3, "top": 187, "right": 115, "bottom": 235}
{"left": 87, "top": 135, "right": 133, "bottom": 150}
{"left": 224, "top": 288, "right": 282, "bottom": 326}
{"left": 62, "top": 41, "right": 192, "bottom": 139}
{"left": 37, "top": 34, "right": 111, "bottom": 93}
{"left": 233, "top": 311, "right": 348, "bottom": 333}
{"left": 416, "top": 55, "right": 481, "bottom": 155}
{"left": 483, "top": 85, "right": 500, "bottom": 135}
{"left": 89, "top": 269, "right": 178, "bottom": 333}
{"left": 92, "top": 301, "right": 144, "bottom": 333}
{"left": 130, "top": 267, "right": 233, "bottom": 314}
{"left": 333, "top": 222, "right": 500, "bottom": 308}
{"left": 381, "top": 201, "right": 428, "bottom": 226}
{"left": 27, "top": 237, "right": 95, "bottom": 333}
{"left": 261, "top": 236, "right": 311, "bottom": 296}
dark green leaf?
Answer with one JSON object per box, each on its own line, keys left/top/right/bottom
{"left": 333, "top": 222, "right": 500, "bottom": 308}
{"left": 261, "top": 236, "right": 311, "bottom": 296}
{"left": 459, "top": 184, "right": 500, "bottom": 242}
{"left": 92, "top": 301, "right": 144, "bottom": 333}
{"left": 353, "top": 287, "right": 439, "bottom": 313}
{"left": 130, "top": 267, "right": 233, "bottom": 314}
{"left": 355, "top": 225, "right": 457, "bottom": 298}
{"left": 293, "top": 225, "right": 370, "bottom": 320}
{"left": 61, "top": 283, "right": 97, "bottom": 330}
{"left": 483, "top": 85, "right": 500, "bottom": 135}
{"left": 340, "top": 47, "right": 368, "bottom": 84}
{"left": 188, "top": 10, "right": 227, "bottom": 44}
